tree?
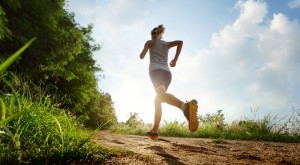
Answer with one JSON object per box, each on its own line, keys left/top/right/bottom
{"left": 85, "top": 92, "right": 117, "bottom": 129}
{"left": 0, "top": 0, "right": 116, "bottom": 127}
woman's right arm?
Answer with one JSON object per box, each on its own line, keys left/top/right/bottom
{"left": 167, "top": 40, "right": 183, "bottom": 67}
{"left": 139, "top": 40, "right": 151, "bottom": 59}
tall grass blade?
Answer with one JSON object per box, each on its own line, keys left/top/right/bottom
{"left": 0, "top": 37, "right": 36, "bottom": 74}
{"left": 52, "top": 115, "right": 64, "bottom": 143}
{"left": 0, "top": 98, "right": 6, "bottom": 120}
{"left": 1, "top": 78, "right": 21, "bottom": 111}
{"left": 77, "top": 120, "right": 111, "bottom": 149}
{"left": 0, "top": 121, "right": 13, "bottom": 139}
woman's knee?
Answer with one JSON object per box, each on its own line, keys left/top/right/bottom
{"left": 154, "top": 93, "right": 166, "bottom": 104}
{"left": 155, "top": 92, "right": 167, "bottom": 103}
{"left": 154, "top": 84, "right": 167, "bottom": 103}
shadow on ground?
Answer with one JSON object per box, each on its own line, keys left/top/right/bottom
{"left": 147, "top": 146, "right": 185, "bottom": 165}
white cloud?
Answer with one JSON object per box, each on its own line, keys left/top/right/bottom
{"left": 174, "top": 0, "right": 300, "bottom": 120}
{"left": 288, "top": 0, "right": 300, "bottom": 8}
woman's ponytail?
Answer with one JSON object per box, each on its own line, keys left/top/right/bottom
{"left": 157, "top": 24, "right": 165, "bottom": 34}
{"left": 151, "top": 24, "right": 165, "bottom": 39}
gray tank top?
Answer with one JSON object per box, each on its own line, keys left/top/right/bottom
{"left": 149, "top": 40, "right": 170, "bottom": 72}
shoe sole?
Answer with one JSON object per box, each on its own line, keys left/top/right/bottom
{"left": 147, "top": 135, "right": 158, "bottom": 141}
{"left": 188, "top": 99, "right": 199, "bottom": 132}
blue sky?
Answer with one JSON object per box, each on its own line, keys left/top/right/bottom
{"left": 67, "top": 0, "right": 300, "bottom": 123}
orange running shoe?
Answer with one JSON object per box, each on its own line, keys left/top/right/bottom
{"left": 182, "top": 99, "right": 199, "bottom": 132}
{"left": 147, "top": 130, "right": 158, "bottom": 141}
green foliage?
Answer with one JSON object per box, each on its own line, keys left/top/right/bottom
{"left": 199, "top": 109, "right": 226, "bottom": 131}
{"left": 110, "top": 112, "right": 150, "bottom": 135}
{"left": 112, "top": 110, "right": 300, "bottom": 143}
{"left": 125, "top": 112, "right": 144, "bottom": 128}
{"left": 159, "top": 120, "right": 190, "bottom": 137}
{"left": 0, "top": 76, "right": 111, "bottom": 164}
{"left": 84, "top": 92, "right": 117, "bottom": 129}
{"left": 0, "top": 36, "right": 113, "bottom": 163}
{"left": 0, "top": 0, "right": 116, "bottom": 127}
{"left": 0, "top": 6, "right": 11, "bottom": 40}
{"left": 1, "top": 0, "right": 21, "bottom": 11}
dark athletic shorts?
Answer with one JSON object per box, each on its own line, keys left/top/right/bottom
{"left": 149, "top": 69, "right": 172, "bottom": 90}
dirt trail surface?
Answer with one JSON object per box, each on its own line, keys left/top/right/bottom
{"left": 93, "top": 131, "right": 300, "bottom": 165}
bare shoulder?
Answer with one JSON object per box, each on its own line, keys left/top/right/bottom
{"left": 145, "top": 40, "right": 154, "bottom": 48}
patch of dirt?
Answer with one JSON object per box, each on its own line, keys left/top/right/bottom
{"left": 93, "top": 131, "right": 300, "bottom": 165}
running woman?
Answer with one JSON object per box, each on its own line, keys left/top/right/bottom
{"left": 139, "top": 25, "right": 199, "bottom": 141}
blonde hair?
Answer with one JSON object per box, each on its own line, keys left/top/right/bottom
{"left": 151, "top": 24, "right": 165, "bottom": 39}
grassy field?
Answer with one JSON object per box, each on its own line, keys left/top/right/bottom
{"left": 111, "top": 109, "right": 300, "bottom": 143}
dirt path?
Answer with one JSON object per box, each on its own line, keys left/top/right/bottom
{"left": 93, "top": 131, "right": 300, "bottom": 165}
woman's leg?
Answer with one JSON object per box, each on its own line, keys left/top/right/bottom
{"left": 152, "top": 96, "right": 162, "bottom": 132}
{"left": 155, "top": 85, "right": 184, "bottom": 109}
{"left": 152, "top": 85, "right": 184, "bottom": 132}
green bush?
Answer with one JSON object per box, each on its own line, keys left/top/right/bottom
{"left": 110, "top": 112, "right": 150, "bottom": 135}
{"left": 159, "top": 120, "right": 190, "bottom": 137}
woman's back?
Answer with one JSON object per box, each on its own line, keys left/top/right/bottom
{"left": 149, "top": 39, "right": 170, "bottom": 72}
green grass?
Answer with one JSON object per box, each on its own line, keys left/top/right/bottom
{"left": 111, "top": 110, "right": 300, "bottom": 143}
{"left": 0, "top": 76, "right": 113, "bottom": 164}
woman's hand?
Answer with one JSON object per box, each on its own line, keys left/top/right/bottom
{"left": 170, "top": 58, "right": 177, "bottom": 67}
{"left": 167, "top": 40, "right": 183, "bottom": 67}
